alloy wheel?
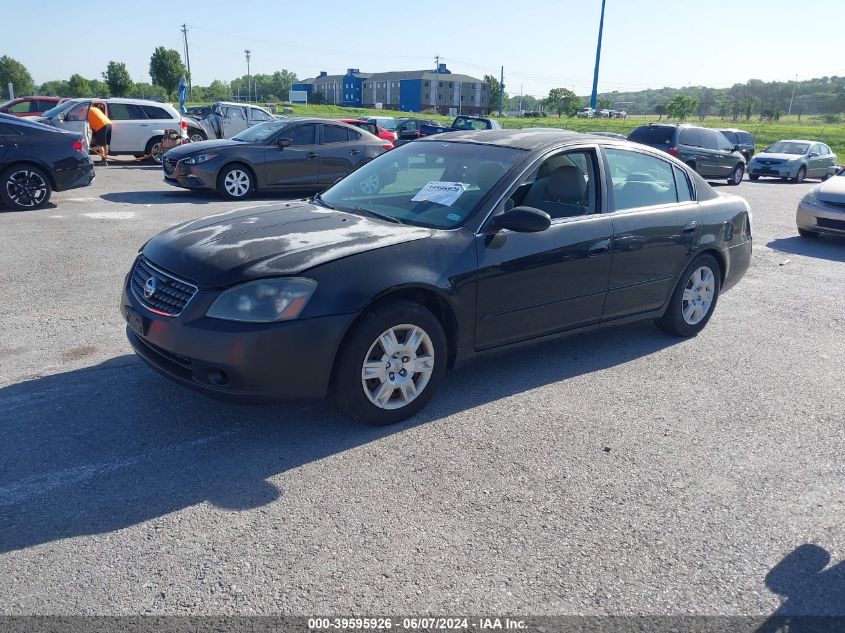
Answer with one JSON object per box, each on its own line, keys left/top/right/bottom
{"left": 224, "top": 170, "right": 250, "bottom": 197}
{"left": 361, "top": 324, "right": 435, "bottom": 410}
{"left": 189, "top": 133, "right": 205, "bottom": 143}
{"left": 5, "top": 170, "right": 48, "bottom": 208}
{"left": 681, "top": 266, "right": 716, "bottom": 326}
{"left": 150, "top": 142, "right": 164, "bottom": 163}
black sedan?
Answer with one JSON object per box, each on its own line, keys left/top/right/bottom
{"left": 122, "top": 130, "right": 752, "bottom": 424}
{"left": 0, "top": 113, "right": 94, "bottom": 211}
{"left": 162, "top": 118, "right": 392, "bottom": 200}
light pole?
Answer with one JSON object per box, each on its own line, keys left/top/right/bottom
{"left": 788, "top": 74, "right": 798, "bottom": 116}
{"left": 245, "top": 49, "right": 251, "bottom": 103}
{"left": 590, "top": 0, "right": 607, "bottom": 110}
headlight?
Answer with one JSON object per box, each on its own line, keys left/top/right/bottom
{"left": 801, "top": 189, "right": 820, "bottom": 206}
{"left": 206, "top": 278, "right": 317, "bottom": 323}
{"left": 182, "top": 154, "right": 217, "bottom": 165}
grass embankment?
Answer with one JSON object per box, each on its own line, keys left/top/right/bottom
{"left": 183, "top": 102, "right": 845, "bottom": 158}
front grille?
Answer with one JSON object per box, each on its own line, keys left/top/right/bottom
{"left": 821, "top": 199, "right": 845, "bottom": 211}
{"left": 130, "top": 256, "right": 198, "bottom": 317}
{"left": 816, "top": 217, "right": 845, "bottom": 232}
{"left": 163, "top": 157, "right": 177, "bottom": 176}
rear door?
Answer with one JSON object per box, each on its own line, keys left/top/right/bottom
{"left": 808, "top": 143, "right": 830, "bottom": 177}
{"left": 318, "top": 124, "right": 360, "bottom": 185}
{"left": 697, "top": 129, "right": 723, "bottom": 177}
{"left": 263, "top": 123, "right": 320, "bottom": 188}
{"left": 714, "top": 130, "right": 739, "bottom": 176}
{"left": 106, "top": 102, "right": 149, "bottom": 152}
{"left": 603, "top": 147, "right": 701, "bottom": 319}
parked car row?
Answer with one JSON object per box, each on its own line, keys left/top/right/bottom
{"left": 577, "top": 107, "right": 627, "bottom": 118}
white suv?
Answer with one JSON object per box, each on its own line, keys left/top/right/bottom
{"left": 37, "top": 98, "right": 207, "bottom": 162}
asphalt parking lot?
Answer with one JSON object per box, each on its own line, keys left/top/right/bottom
{"left": 0, "top": 162, "right": 843, "bottom": 617}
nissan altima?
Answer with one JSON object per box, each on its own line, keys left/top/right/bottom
{"left": 121, "top": 130, "right": 752, "bottom": 424}
{"left": 162, "top": 118, "right": 392, "bottom": 200}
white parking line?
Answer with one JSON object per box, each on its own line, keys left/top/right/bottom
{"left": 81, "top": 211, "right": 136, "bottom": 220}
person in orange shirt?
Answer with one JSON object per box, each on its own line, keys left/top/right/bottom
{"left": 88, "top": 103, "right": 112, "bottom": 164}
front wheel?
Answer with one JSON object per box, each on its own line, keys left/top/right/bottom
{"left": 655, "top": 254, "right": 721, "bottom": 337}
{"left": 333, "top": 300, "right": 447, "bottom": 425}
{"left": 216, "top": 164, "right": 254, "bottom": 200}
{"left": 727, "top": 163, "right": 744, "bottom": 186}
{"left": 793, "top": 166, "right": 806, "bottom": 183}
{"left": 0, "top": 165, "right": 52, "bottom": 211}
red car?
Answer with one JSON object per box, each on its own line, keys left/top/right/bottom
{"left": 0, "top": 97, "right": 65, "bottom": 117}
{"left": 339, "top": 119, "right": 396, "bottom": 146}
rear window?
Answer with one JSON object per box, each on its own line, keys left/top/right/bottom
{"left": 109, "top": 103, "right": 147, "bottom": 120}
{"left": 141, "top": 105, "right": 171, "bottom": 120}
{"left": 628, "top": 126, "right": 676, "bottom": 146}
{"left": 678, "top": 128, "right": 701, "bottom": 147}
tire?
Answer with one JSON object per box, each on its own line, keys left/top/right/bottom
{"left": 189, "top": 131, "right": 206, "bottom": 143}
{"left": 0, "top": 164, "right": 52, "bottom": 211}
{"left": 655, "top": 254, "right": 721, "bottom": 337}
{"left": 145, "top": 137, "right": 164, "bottom": 164}
{"left": 749, "top": 174, "right": 760, "bottom": 181}
{"left": 821, "top": 172, "right": 830, "bottom": 182}
{"left": 798, "top": 227, "right": 820, "bottom": 238}
{"left": 333, "top": 300, "right": 447, "bottom": 425}
{"left": 727, "top": 163, "right": 744, "bottom": 186}
{"left": 793, "top": 166, "right": 806, "bottom": 183}
{"left": 216, "top": 163, "right": 254, "bottom": 200}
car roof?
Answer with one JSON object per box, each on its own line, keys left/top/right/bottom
{"left": 416, "top": 127, "right": 589, "bottom": 150}
{"left": 776, "top": 139, "right": 817, "bottom": 144}
{"left": 717, "top": 128, "right": 751, "bottom": 133}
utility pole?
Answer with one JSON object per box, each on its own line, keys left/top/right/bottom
{"left": 590, "top": 0, "right": 607, "bottom": 109}
{"left": 181, "top": 24, "right": 192, "bottom": 100}
{"left": 499, "top": 65, "right": 504, "bottom": 117}
{"left": 434, "top": 55, "right": 440, "bottom": 113}
{"left": 244, "top": 49, "right": 251, "bottom": 103}
{"left": 519, "top": 84, "right": 523, "bottom": 114}
{"left": 788, "top": 74, "right": 798, "bottom": 115}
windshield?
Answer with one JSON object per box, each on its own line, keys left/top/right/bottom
{"left": 231, "top": 120, "right": 291, "bottom": 142}
{"left": 378, "top": 119, "right": 398, "bottom": 131}
{"left": 40, "top": 100, "right": 76, "bottom": 119}
{"left": 765, "top": 141, "right": 809, "bottom": 155}
{"left": 319, "top": 141, "right": 524, "bottom": 229}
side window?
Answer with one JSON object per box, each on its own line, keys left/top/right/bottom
{"left": 605, "top": 149, "right": 678, "bottom": 210}
{"left": 822, "top": 144, "right": 832, "bottom": 155}
{"left": 509, "top": 149, "right": 598, "bottom": 220}
{"left": 322, "top": 125, "right": 349, "bottom": 144}
{"left": 66, "top": 102, "right": 89, "bottom": 121}
{"left": 678, "top": 128, "right": 700, "bottom": 147}
{"left": 716, "top": 132, "right": 734, "bottom": 152}
{"left": 38, "top": 100, "right": 58, "bottom": 112}
{"left": 8, "top": 101, "right": 34, "bottom": 113}
{"left": 141, "top": 105, "right": 171, "bottom": 120}
{"left": 812, "top": 144, "right": 824, "bottom": 155}
{"left": 673, "top": 166, "right": 693, "bottom": 202}
{"left": 699, "top": 129, "right": 719, "bottom": 150}
{"left": 250, "top": 108, "right": 272, "bottom": 121}
{"left": 348, "top": 129, "right": 362, "bottom": 141}
{"left": 739, "top": 132, "right": 754, "bottom": 145}
{"left": 108, "top": 103, "right": 146, "bottom": 120}
{"left": 228, "top": 107, "right": 246, "bottom": 120}
{"left": 285, "top": 124, "right": 316, "bottom": 146}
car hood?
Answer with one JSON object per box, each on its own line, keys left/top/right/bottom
{"left": 163, "top": 138, "right": 245, "bottom": 158}
{"left": 817, "top": 176, "right": 845, "bottom": 203}
{"left": 142, "top": 201, "right": 434, "bottom": 287}
{"left": 753, "top": 152, "right": 804, "bottom": 162}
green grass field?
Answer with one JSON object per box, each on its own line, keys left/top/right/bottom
{"left": 186, "top": 102, "right": 845, "bottom": 159}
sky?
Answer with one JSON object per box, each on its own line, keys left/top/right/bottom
{"left": 5, "top": 0, "right": 845, "bottom": 98}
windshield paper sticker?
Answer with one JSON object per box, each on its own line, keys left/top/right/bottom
{"left": 411, "top": 181, "right": 468, "bottom": 207}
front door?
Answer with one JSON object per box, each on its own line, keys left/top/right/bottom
{"left": 104, "top": 101, "right": 146, "bottom": 153}
{"left": 221, "top": 106, "right": 249, "bottom": 138}
{"left": 602, "top": 147, "right": 701, "bottom": 319}
{"left": 59, "top": 101, "right": 91, "bottom": 140}
{"left": 263, "top": 123, "right": 320, "bottom": 188}
{"left": 474, "top": 147, "right": 613, "bottom": 350}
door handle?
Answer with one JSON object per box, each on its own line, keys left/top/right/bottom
{"left": 588, "top": 239, "right": 611, "bottom": 256}
{"left": 350, "top": 149, "right": 360, "bottom": 155}
{"left": 682, "top": 220, "right": 698, "bottom": 233}
{"left": 307, "top": 152, "right": 319, "bottom": 159}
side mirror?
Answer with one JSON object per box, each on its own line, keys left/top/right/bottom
{"left": 491, "top": 206, "right": 551, "bottom": 233}
{"left": 276, "top": 137, "right": 292, "bottom": 149}
{"left": 58, "top": 113, "right": 66, "bottom": 121}
{"left": 732, "top": 144, "right": 741, "bottom": 153}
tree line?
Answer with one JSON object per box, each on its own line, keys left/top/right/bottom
{"left": 0, "top": 51, "right": 298, "bottom": 104}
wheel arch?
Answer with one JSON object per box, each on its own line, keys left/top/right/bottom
{"left": 1, "top": 159, "right": 57, "bottom": 190}
{"left": 218, "top": 160, "right": 258, "bottom": 188}
{"left": 694, "top": 247, "right": 727, "bottom": 285}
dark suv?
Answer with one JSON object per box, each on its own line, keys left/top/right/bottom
{"left": 627, "top": 124, "right": 746, "bottom": 185}
{"left": 718, "top": 128, "right": 755, "bottom": 161}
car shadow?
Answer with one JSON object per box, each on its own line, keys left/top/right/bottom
{"left": 0, "top": 322, "right": 679, "bottom": 554}
{"left": 767, "top": 236, "right": 845, "bottom": 262}
{"left": 100, "top": 191, "right": 312, "bottom": 205}
{"left": 757, "top": 544, "right": 845, "bottom": 632}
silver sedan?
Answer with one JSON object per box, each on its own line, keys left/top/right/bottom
{"left": 796, "top": 171, "right": 845, "bottom": 238}
{"left": 749, "top": 139, "right": 837, "bottom": 183}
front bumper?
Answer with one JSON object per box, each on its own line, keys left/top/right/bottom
{"left": 121, "top": 278, "right": 354, "bottom": 403}
{"left": 748, "top": 162, "right": 801, "bottom": 178}
{"left": 162, "top": 159, "right": 216, "bottom": 190}
{"left": 797, "top": 200, "right": 845, "bottom": 235}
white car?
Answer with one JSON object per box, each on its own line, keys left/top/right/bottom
{"left": 36, "top": 98, "right": 207, "bottom": 162}
{"left": 576, "top": 107, "right": 595, "bottom": 118}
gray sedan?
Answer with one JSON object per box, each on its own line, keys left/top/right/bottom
{"left": 796, "top": 171, "right": 845, "bottom": 238}
{"left": 748, "top": 139, "right": 837, "bottom": 182}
